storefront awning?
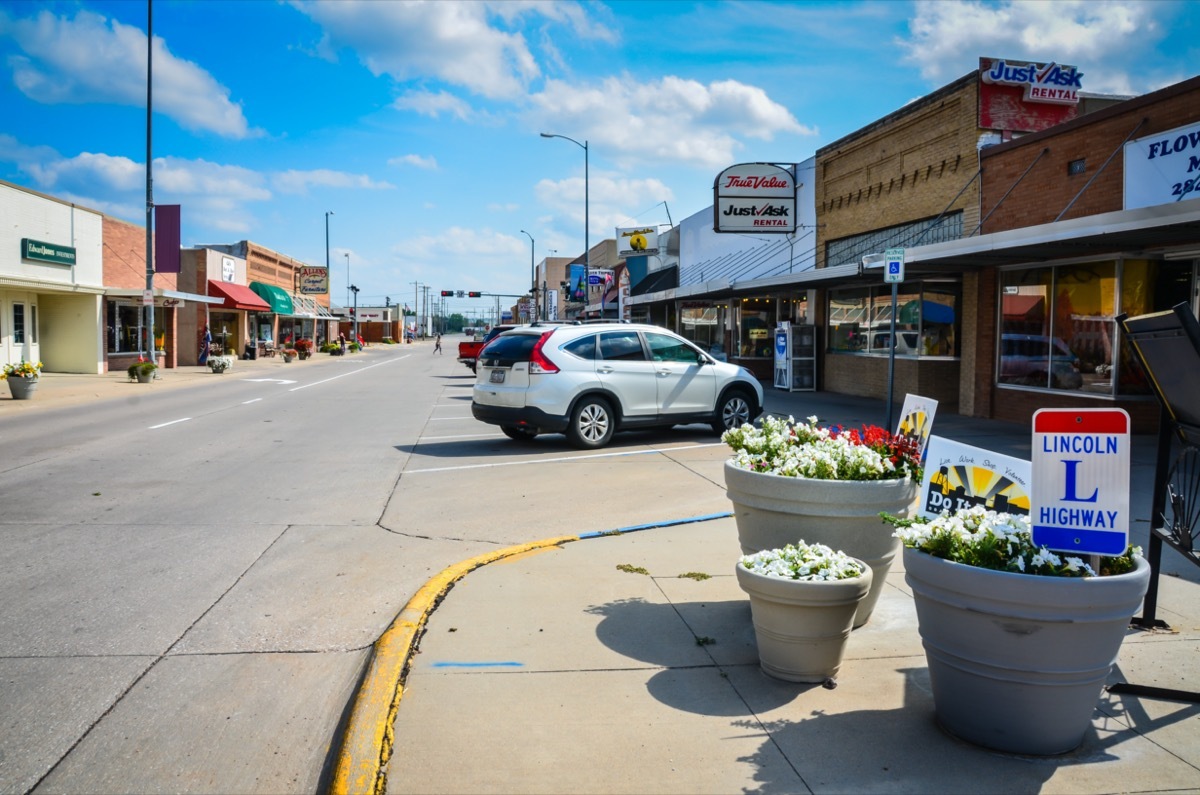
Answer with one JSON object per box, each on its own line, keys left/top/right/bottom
{"left": 107, "top": 286, "right": 225, "bottom": 306}
{"left": 207, "top": 280, "right": 271, "bottom": 311}
{"left": 249, "top": 282, "right": 294, "bottom": 315}
{"left": 290, "top": 293, "right": 338, "bottom": 319}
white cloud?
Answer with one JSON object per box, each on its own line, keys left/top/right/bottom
{"left": 3, "top": 9, "right": 255, "bottom": 138}
{"left": 392, "top": 90, "right": 473, "bottom": 120}
{"left": 271, "top": 169, "right": 395, "bottom": 195}
{"left": 388, "top": 154, "right": 439, "bottom": 170}
{"left": 488, "top": 202, "right": 520, "bottom": 212}
{"left": 295, "top": 0, "right": 539, "bottom": 99}
{"left": 394, "top": 226, "right": 526, "bottom": 271}
{"left": 528, "top": 75, "right": 813, "bottom": 169}
{"left": 899, "top": 0, "right": 1169, "bottom": 94}
{"left": 534, "top": 172, "right": 675, "bottom": 240}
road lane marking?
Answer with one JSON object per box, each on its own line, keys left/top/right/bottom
{"left": 149, "top": 418, "right": 192, "bottom": 429}
{"left": 289, "top": 355, "right": 409, "bottom": 391}
{"left": 242, "top": 398, "right": 263, "bottom": 404}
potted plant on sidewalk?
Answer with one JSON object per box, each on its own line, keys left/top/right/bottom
{"left": 282, "top": 347, "right": 298, "bottom": 363}
{"left": 127, "top": 360, "right": 157, "bottom": 383}
{"left": 883, "top": 506, "right": 1148, "bottom": 755}
{"left": 722, "top": 415, "right": 922, "bottom": 627}
{"left": 3, "top": 359, "right": 42, "bottom": 400}
{"left": 294, "top": 338, "right": 314, "bottom": 360}
{"left": 736, "top": 540, "right": 872, "bottom": 683}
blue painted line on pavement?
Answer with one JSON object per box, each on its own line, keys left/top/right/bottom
{"left": 430, "top": 661, "right": 525, "bottom": 668}
{"left": 577, "top": 511, "right": 733, "bottom": 540}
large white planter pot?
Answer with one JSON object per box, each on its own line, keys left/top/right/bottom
{"left": 7, "top": 377, "right": 38, "bottom": 400}
{"left": 724, "top": 461, "right": 918, "bottom": 627}
{"left": 904, "top": 547, "right": 1151, "bottom": 755}
{"left": 735, "top": 561, "right": 872, "bottom": 683}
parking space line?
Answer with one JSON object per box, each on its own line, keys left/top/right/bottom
{"left": 405, "top": 442, "right": 722, "bottom": 473}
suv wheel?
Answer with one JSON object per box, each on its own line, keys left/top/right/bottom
{"left": 502, "top": 425, "right": 538, "bottom": 442}
{"left": 567, "top": 396, "right": 615, "bottom": 449}
{"left": 713, "top": 389, "right": 753, "bottom": 434}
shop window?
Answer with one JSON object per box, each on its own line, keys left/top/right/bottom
{"left": 737, "top": 299, "right": 773, "bottom": 358}
{"left": 679, "top": 305, "right": 724, "bottom": 354}
{"left": 998, "top": 262, "right": 1122, "bottom": 394}
{"left": 1117, "top": 259, "right": 1194, "bottom": 395}
{"left": 13, "top": 303, "right": 25, "bottom": 344}
{"left": 828, "top": 284, "right": 958, "bottom": 357}
{"left": 106, "top": 301, "right": 144, "bottom": 353}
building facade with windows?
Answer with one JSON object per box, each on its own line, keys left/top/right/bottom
{"left": 1, "top": 180, "right": 106, "bottom": 375}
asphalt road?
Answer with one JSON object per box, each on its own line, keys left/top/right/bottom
{"left": 0, "top": 342, "right": 739, "bottom": 793}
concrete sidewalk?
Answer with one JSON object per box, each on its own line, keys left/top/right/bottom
{"left": 374, "top": 390, "right": 1200, "bottom": 794}
{"left": 383, "top": 515, "right": 1200, "bottom": 794}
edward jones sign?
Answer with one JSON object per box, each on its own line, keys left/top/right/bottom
{"left": 713, "top": 163, "right": 796, "bottom": 234}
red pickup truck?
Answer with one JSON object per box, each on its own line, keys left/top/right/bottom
{"left": 457, "top": 325, "right": 516, "bottom": 373}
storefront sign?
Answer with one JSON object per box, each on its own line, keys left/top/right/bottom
{"left": 713, "top": 163, "right": 796, "bottom": 233}
{"left": 978, "top": 57, "right": 1080, "bottom": 134}
{"left": 298, "top": 266, "right": 329, "bottom": 294}
{"left": 21, "top": 238, "right": 76, "bottom": 266}
{"left": 616, "top": 226, "right": 659, "bottom": 258}
{"left": 1124, "top": 119, "right": 1200, "bottom": 209}
{"left": 981, "top": 59, "right": 1082, "bottom": 104}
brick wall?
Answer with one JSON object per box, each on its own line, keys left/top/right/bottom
{"left": 980, "top": 76, "right": 1200, "bottom": 231}
{"left": 815, "top": 76, "right": 983, "bottom": 268}
{"left": 102, "top": 215, "right": 176, "bottom": 290}
{"left": 823, "top": 354, "right": 961, "bottom": 409}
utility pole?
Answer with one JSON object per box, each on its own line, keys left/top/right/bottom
{"left": 411, "top": 281, "right": 420, "bottom": 339}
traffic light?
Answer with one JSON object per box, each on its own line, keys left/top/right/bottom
{"left": 468, "top": 291, "right": 482, "bottom": 298}
{"left": 440, "top": 290, "right": 453, "bottom": 297}
{"left": 385, "top": 296, "right": 390, "bottom": 307}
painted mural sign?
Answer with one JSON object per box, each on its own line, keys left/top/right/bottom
{"left": 617, "top": 226, "right": 660, "bottom": 258}
{"left": 1124, "top": 119, "right": 1200, "bottom": 209}
{"left": 978, "top": 57, "right": 1081, "bottom": 134}
{"left": 919, "top": 436, "right": 1032, "bottom": 519}
{"left": 896, "top": 393, "right": 938, "bottom": 461}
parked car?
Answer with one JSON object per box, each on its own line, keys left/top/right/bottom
{"left": 999, "top": 333, "right": 1083, "bottom": 389}
{"left": 471, "top": 323, "right": 764, "bottom": 448}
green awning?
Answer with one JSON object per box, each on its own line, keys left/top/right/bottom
{"left": 249, "top": 282, "right": 294, "bottom": 315}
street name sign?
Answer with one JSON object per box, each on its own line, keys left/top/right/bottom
{"left": 1031, "top": 408, "right": 1131, "bottom": 556}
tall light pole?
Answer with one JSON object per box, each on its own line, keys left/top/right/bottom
{"left": 325, "top": 211, "right": 334, "bottom": 340}
{"left": 343, "top": 252, "right": 350, "bottom": 320}
{"left": 350, "top": 284, "right": 360, "bottom": 344}
{"left": 540, "top": 132, "right": 588, "bottom": 318}
{"left": 520, "top": 229, "right": 535, "bottom": 322}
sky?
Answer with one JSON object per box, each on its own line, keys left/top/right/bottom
{"left": 1, "top": 1, "right": 1197, "bottom": 317}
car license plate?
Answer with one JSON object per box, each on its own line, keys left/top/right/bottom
{"left": 489, "top": 369, "right": 506, "bottom": 384}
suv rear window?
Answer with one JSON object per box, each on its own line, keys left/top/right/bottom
{"left": 479, "top": 334, "right": 539, "bottom": 366}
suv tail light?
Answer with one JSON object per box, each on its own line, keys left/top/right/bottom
{"left": 529, "top": 331, "right": 559, "bottom": 374}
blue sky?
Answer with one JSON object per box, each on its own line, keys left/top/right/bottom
{"left": 1, "top": 1, "right": 1197, "bottom": 315}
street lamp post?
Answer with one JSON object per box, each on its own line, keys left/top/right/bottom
{"left": 343, "top": 252, "right": 350, "bottom": 319}
{"left": 520, "top": 229, "right": 535, "bottom": 321}
{"left": 540, "top": 132, "right": 588, "bottom": 318}
{"left": 350, "top": 284, "right": 360, "bottom": 345}
{"left": 325, "top": 211, "right": 333, "bottom": 343}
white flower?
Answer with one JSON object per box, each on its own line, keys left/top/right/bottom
{"left": 739, "top": 540, "right": 866, "bottom": 581}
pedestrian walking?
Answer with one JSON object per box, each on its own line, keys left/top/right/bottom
{"left": 434, "top": 333, "right": 442, "bottom": 354}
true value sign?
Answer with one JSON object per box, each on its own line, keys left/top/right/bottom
{"left": 1031, "top": 408, "right": 1131, "bottom": 556}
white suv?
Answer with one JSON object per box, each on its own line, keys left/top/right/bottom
{"left": 471, "top": 323, "right": 763, "bottom": 448}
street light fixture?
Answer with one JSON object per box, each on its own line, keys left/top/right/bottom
{"left": 350, "top": 284, "right": 360, "bottom": 344}
{"left": 540, "top": 132, "right": 588, "bottom": 318}
{"left": 520, "top": 229, "right": 536, "bottom": 322}
{"left": 344, "top": 252, "right": 350, "bottom": 319}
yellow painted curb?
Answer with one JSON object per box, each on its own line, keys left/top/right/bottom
{"left": 329, "top": 534, "right": 580, "bottom": 795}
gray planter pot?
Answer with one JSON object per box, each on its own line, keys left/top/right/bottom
{"left": 903, "top": 546, "right": 1151, "bottom": 755}
{"left": 735, "top": 560, "right": 872, "bottom": 683}
{"left": 724, "top": 461, "right": 918, "bottom": 627}
{"left": 7, "top": 377, "right": 38, "bottom": 400}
